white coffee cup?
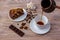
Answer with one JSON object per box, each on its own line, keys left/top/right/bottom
{"left": 35, "top": 14, "right": 48, "bottom": 29}
{"left": 30, "top": 14, "right": 50, "bottom": 34}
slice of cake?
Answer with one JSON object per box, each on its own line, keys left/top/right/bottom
{"left": 9, "top": 8, "right": 24, "bottom": 19}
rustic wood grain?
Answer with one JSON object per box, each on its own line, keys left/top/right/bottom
{"left": 0, "top": 0, "right": 60, "bottom": 40}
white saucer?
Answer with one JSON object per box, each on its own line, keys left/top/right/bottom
{"left": 30, "top": 19, "right": 51, "bottom": 34}
{"left": 9, "top": 9, "right": 27, "bottom": 21}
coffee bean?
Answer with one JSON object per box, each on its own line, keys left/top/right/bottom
{"left": 28, "top": 20, "right": 31, "bottom": 23}
{"left": 17, "top": 23, "right": 19, "bottom": 25}
{"left": 24, "top": 26, "right": 28, "bottom": 30}
{"left": 20, "top": 26, "right": 24, "bottom": 29}
{"left": 21, "top": 23, "right": 26, "bottom": 26}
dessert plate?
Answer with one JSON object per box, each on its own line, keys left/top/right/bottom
{"left": 9, "top": 9, "right": 27, "bottom": 21}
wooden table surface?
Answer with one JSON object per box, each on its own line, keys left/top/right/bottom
{"left": 0, "top": 0, "right": 60, "bottom": 40}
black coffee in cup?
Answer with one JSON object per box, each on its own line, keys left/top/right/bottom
{"left": 37, "top": 21, "right": 44, "bottom": 25}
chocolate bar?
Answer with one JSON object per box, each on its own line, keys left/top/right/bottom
{"left": 9, "top": 25, "right": 25, "bottom": 37}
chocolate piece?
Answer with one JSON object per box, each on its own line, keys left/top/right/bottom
{"left": 9, "top": 25, "right": 24, "bottom": 37}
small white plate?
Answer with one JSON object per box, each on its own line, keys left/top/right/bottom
{"left": 9, "top": 9, "right": 27, "bottom": 21}
{"left": 30, "top": 18, "right": 51, "bottom": 34}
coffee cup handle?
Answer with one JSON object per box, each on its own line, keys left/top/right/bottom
{"left": 56, "top": 5, "right": 60, "bottom": 9}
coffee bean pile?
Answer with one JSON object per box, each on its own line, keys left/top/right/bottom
{"left": 19, "top": 9, "right": 37, "bottom": 30}
{"left": 25, "top": 10, "right": 37, "bottom": 23}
